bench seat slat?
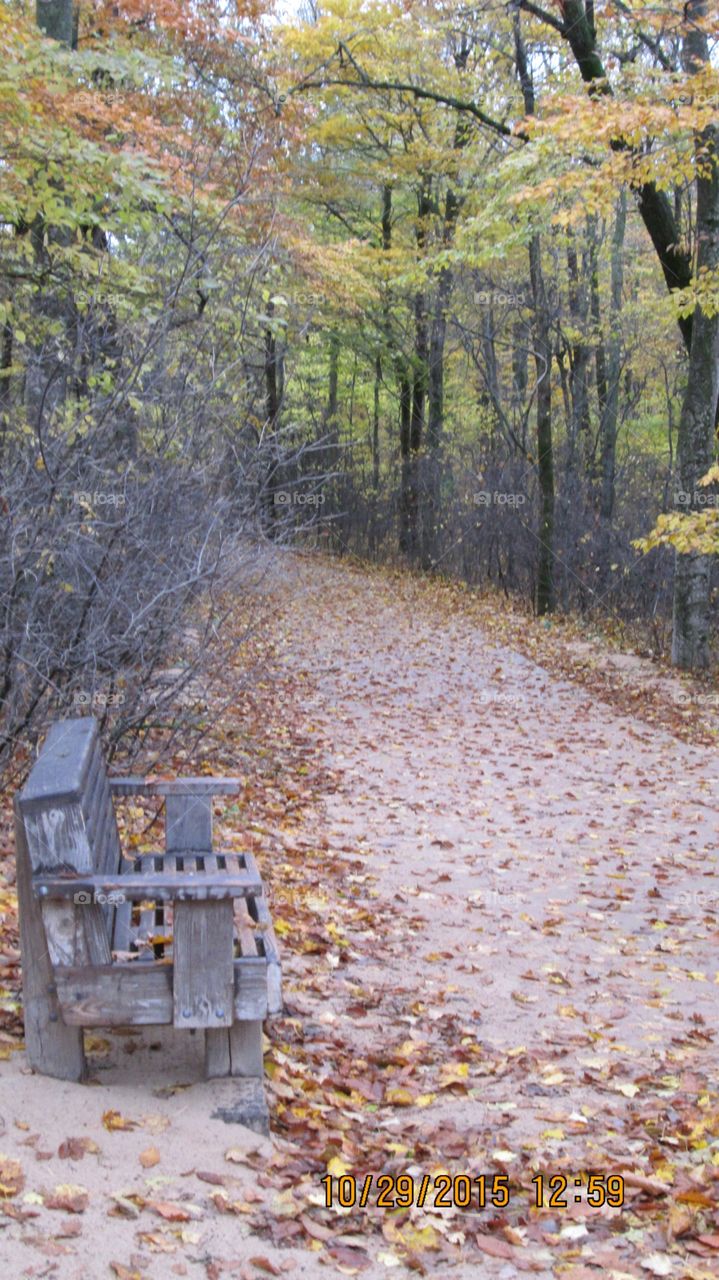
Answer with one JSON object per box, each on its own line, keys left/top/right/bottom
{"left": 34, "top": 870, "right": 263, "bottom": 902}
{"left": 110, "top": 777, "right": 241, "bottom": 796}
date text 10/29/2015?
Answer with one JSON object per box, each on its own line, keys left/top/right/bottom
{"left": 321, "top": 1172, "right": 625, "bottom": 1211}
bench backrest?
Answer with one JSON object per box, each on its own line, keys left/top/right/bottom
{"left": 17, "top": 717, "right": 120, "bottom": 966}
{"left": 19, "top": 717, "right": 121, "bottom": 876}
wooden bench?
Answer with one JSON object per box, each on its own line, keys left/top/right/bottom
{"left": 14, "top": 717, "right": 282, "bottom": 1117}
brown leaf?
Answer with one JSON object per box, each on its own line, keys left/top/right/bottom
{"left": 110, "top": 1265, "right": 142, "bottom": 1280}
{"left": 58, "top": 1137, "right": 99, "bottom": 1160}
{"left": 299, "top": 1213, "right": 334, "bottom": 1242}
{"left": 475, "top": 1235, "right": 516, "bottom": 1260}
{"left": 54, "top": 1219, "right": 82, "bottom": 1238}
{"left": 697, "top": 1234, "right": 719, "bottom": 1250}
{"left": 327, "top": 1245, "right": 373, "bottom": 1271}
{"left": 249, "top": 1258, "right": 281, "bottom": 1276}
{"left": 146, "top": 1199, "right": 191, "bottom": 1222}
{"left": 621, "top": 1171, "right": 671, "bottom": 1197}
{"left": 45, "top": 1183, "right": 89, "bottom": 1213}
{"left": 139, "top": 1146, "right": 160, "bottom": 1169}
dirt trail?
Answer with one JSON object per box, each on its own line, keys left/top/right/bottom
{"left": 269, "top": 553, "right": 719, "bottom": 1278}
{"left": 2, "top": 551, "right": 719, "bottom": 1280}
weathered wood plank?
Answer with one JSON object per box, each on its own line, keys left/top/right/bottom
{"left": 110, "top": 777, "right": 241, "bottom": 796}
{"left": 205, "top": 1020, "right": 264, "bottom": 1079}
{"left": 41, "top": 899, "right": 112, "bottom": 967}
{"left": 55, "top": 959, "right": 268, "bottom": 1025}
{"left": 248, "top": 893, "right": 283, "bottom": 1015}
{"left": 13, "top": 800, "right": 86, "bottom": 1080}
{"left": 228, "top": 1020, "right": 264, "bottom": 1077}
{"left": 111, "top": 899, "right": 133, "bottom": 954}
{"left": 235, "top": 898, "right": 259, "bottom": 958}
{"left": 204, "top": 1027, "right": 231, "bottom": 1077}
{"left": 166, "top": 793, "right": 212, "bottom": 853}
{"left": 34, "top": 870, "right": 263, "bottom": 902}
{"left": 20, "top": 718, "right": 98, "bottom": 808}
{"left": 56, "top": 962, "right": 172, "bottom": 1025}
{"left": 173, "top": 900, "right": 234, "bottom": 1028}
{"left": 22, "top": 802, "right": 93, "bottom": 875}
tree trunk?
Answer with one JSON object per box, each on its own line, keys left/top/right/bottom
{"left": 398, "top": 375, "right": 413, "bottom": 554}
{"left": 36, "top": 0, "right": 74, "bottom": 46}
{"left": 262, "top": 303, "right": 281, "bottom": 534}
{"left": 421, "top": 96, "right": 468, "bottom": 571}
{"left": 323, "top": 330, "right": 339, "bottom": 475}
{"left": 402, "top": 180, "right": 431, "bottom": 562}
{"left": 566, "top": 231, "right": 592, "bottom": 468}
{"left": 422, "top": 279, "right": 448, "bottom": 569}
{"left": 514, "top": 6, "right": 555, "bottom": 615}
{"left": 599, "top": 189, "right": 627, "bottom": 524}
{"left": 530, "top": 235, "right": 556, "bottom": 616}
{"left": 672, "top": 0, "right": 719, "bottom": 670}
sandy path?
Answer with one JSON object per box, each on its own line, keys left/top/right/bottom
{"left": 269, "top": 554, "right": 719, "bottom": 1278}
{"left": 2, "top": 551, "right": 719, "bottom": 1280}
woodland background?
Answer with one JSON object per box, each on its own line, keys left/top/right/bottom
{"left": 1, "top": 0, "right": 719, "bottom": 770}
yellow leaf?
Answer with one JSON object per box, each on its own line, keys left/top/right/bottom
{"left": 326, "top": 1156, "right": 349, "bottom": 1177}
{"left": 439, "top": 1062, "right": 469, "bottom": 1088}
{"left": 102, "top": 1110, "right": 138, "bottom": 1132}
{"left": 385, "top": 1087, "right": 415, "bottom": 1107}
{"left": 398, "top": 1223, "right": 440, "bottom": 1252}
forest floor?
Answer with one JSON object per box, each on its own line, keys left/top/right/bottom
{"left": 1, "top": 550, "right": 719, "bottom": 1280}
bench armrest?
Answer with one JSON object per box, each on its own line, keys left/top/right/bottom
{"left": 34, "top": 869, "right": 262, "bottom": 904}
{"left": 110, "top": 777, "right": 241, "bottom": 797}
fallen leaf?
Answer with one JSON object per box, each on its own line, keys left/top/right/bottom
{"left": 475, "top": 1236, "right": 516, "bottom": 1259}
{"left": 102, "top": 1110, "right": 138, "bottom": 1132}
{"left": 641, "top": 1254, "right": 673, "bottom": 1277}
{"left": 58, "top": 1137, "right": 99, "bottom": 1160}
{"left": 45, "top": 1184, "right": 89, "bottom": 1213}
{"left": 384, "top": 1087, "right": 414, "bottom": 1107}
{"left": 0, "top": 1156, "right": 24, "bottom": 1198}
{"left": 249, "top": 1258, "right": 281, "bottom": 1276}
{"left": 146, "top": 1199, "right": 191, "bottom": 1221}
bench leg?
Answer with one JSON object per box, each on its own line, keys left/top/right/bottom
{"left": 205, "top": 1020, "right": 263, "bottom": 1079}
{"left": 14, "top": 804, "right": 85, "bottom": 1082}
